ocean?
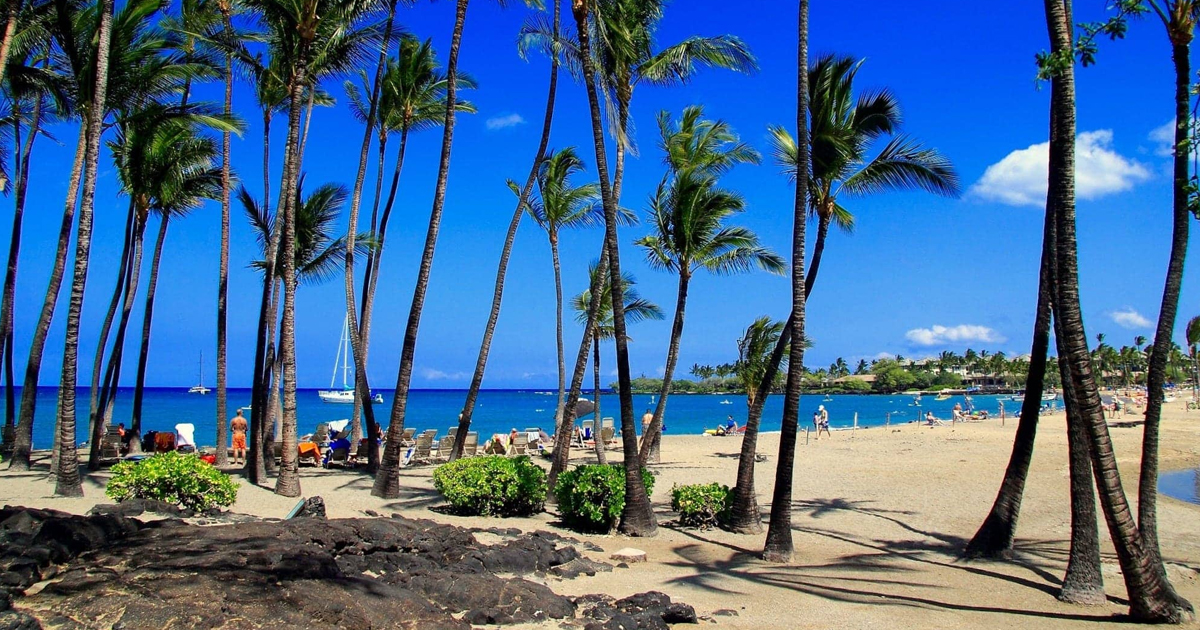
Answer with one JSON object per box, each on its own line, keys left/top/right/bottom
{"left": 12, "top": 387, "right": 1030, "bottom": 450}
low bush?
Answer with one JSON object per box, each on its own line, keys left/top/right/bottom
{"left": 106, "top": 452, "right": 238, "bottom": 512}
{"left": 555, "top": 464, "right": 655, "bottom": 533}
{"left": 670, "top": 483, "right": 732, "bottom": 530}
{"left": 432, "top": 455, "right": 547, "bottom": 517}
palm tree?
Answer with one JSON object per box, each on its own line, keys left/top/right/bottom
{"left": 762, "top": 0, "right": 809, "bottom": 563}
{"left": 1187, "top": 316, "right": 1200, "bottom": 399}
{"left": 638, "top": 106, "right": 782, "bottom": 465}
{"left": 1043, "top": 0, "right": 1191, "bottom": 620}
{"left": 520, "top": 147, "right": 613, "bottom": 433}
{"left": 373, "top": 0, "right": 533, "bottom": 499}
{"left": 734, "top": 318, "right": 787, "bottom": 414}
{"left": 768, "top": 55, "right": 959, "bottom": 298}
{"left": 453, "top": 2, "right": 562, "bottom": 461}
{"left": 1138, "top": 0, "right": 1200, "bottom": 568}
{"left": 0, "top": 0, "right": 62, "bottom": 448}
{"left": 572, "top": 261, "right": 663, "bottom": 465}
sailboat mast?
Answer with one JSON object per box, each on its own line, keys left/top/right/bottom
{"left": 342, "top": 315, "right": 350, "bottom": 390}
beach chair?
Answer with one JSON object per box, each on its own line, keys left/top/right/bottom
{"left": 298, "top": 442, "right": 322, "bottom": 466}
{"left": 508, "top": 434, "right": 529, "bottom": 456}
{"left": 271, "top": 441, "right": 283, "bottom": 464}
{"left": 324, "top": 446, "right": 351, "bottom": 468}
{"left": 463, "top": 432, "right": 479, "bottom": 457}
{"left": 175, "top": 423, "right": 196, "bottom": 454}
{"left": 600, "top": 426, "right": 616, "bottom": 446}
{"left": 99, "top": 425, "right": 122, "bottom": 462}
{"left": 434, "top": 435, "right": 456, "bottom": 463}
{"left": 399, "top": 427, "right": 417, "bottom": 447}
{"left": 410, "top": 433, "right": 434, "bottom": 465}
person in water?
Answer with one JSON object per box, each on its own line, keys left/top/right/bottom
{"left": 230, "top": 409, "right": 248, "bottom": 465}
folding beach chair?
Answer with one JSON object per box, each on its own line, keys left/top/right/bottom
{"left": 463, "top": 432, "right": 479, "bottom": 457}
{"left": 508, "top": 434, "right": 529, "bottom": 456}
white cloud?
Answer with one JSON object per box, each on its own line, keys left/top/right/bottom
{"left": 421, "top": 367, "right": 467, "bottom": 381}
{"left": 905, "top": 324, "right": 1005, "bottom": 347}
{"left": 1109, "top": 307, "right": 1152, "bottom": 329}
{"left": 970, "top": 130, "right": 1151, "bottom": 206}
{"left": 485, "top": 113, "right": 526, "bottom": 130}
{"left": 1149, "top": 120, "right": 1176, "bottom": 157}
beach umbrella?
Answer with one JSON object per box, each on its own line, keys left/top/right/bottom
{"left": 574, "top": 398, "right": 596, "bottom": 418}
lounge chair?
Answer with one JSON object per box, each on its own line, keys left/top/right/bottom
{"left": 175, "top": 423, "right": 196, "bottom": 454}
{"left": 99, "top": 425, "right": 122, "bottom": 462}
{"left": 600, "top": 426, "right": 616, "bottom": 446}
{"left": 463, "top": 432, "right": 479, "bottom": 457}
{"left": 324, "top": 446, "right": 351, "bottom": 468}
{"left": 298, "top": 442, "right": 322, "bottom": 466}
{"left": 410, "top": 433, "right": 434, "bottom": 465}
{"left": 581, "top": 420, "right": 595, "bottom": 442}
{"left": 508, "top": 434, "right": 529, "bottom": 456}
{"left": 434, "top": 435, "right": 455, "bottom": 463}
{"left": 399, "top": 427, "right": 417, "bottom": 447}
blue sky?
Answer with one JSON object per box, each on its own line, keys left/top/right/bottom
{"left": 8, "top": 0, "right": 1199, "bottom": 389}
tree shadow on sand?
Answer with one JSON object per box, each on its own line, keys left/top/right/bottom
{"left": 653, "top": 496, "right": 1133, "bottom": 623}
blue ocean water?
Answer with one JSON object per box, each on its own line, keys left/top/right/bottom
{"left": 1158, "top": 468, "right": 1200, "bottom": 505}
{"left": 13, "top": 387, "right": 1024, "bottom": 450}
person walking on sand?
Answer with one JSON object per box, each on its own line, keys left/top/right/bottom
{"left": 230, "top": 409, "right": 248, "bottom": 465}
{"left": 998, "top": 400, "right": 1005, "bottom": 421}
{"left": 818, "top": 406, "right": 831, "bottom": 438}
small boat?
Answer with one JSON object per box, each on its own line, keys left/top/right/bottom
{"left": 1041, "top": 392, "right": 1058, "bottom": 402}
{"left": 935, "top": 392, "right": 951, "bottom": 401}
{"left": 318, "top": 316, "right": 384, "bottom": 404}
{"left": 719, "top": 399, "right": 733, "bottom": 405}
{"left": 1012, "top": 395, "right": 1026, "bottom": 403}
{"left": 187, "top": 353, "right": 209, "bottom": 394}
{"left": 822, "top": 395, "right": 833, "bottom": 402}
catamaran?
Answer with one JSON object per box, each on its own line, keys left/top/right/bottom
{"left": 318, "top": 316, "right": 384, "bottom": 404}
{"left": 187, "top": 353, "right": 209, "bottom": 394}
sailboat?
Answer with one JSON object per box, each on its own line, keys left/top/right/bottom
{"left": 318, "top": 316, "right": 384, "bottom": 404}
{"left": 187, "top": 353, "right": 210, "bottom": 394}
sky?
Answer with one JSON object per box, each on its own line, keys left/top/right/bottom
{"left": 7, "top": 0, "right": 1199, "bottom": 390}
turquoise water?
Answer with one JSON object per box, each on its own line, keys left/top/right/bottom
{"left": 1158, "top": 468, "right": 1200, "bottom": 505}
{"left": 13, "top": 387, "right": 1023, "bottom": 450}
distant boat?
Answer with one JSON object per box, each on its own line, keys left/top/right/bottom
{"left": 822, "top": 394, "right": 833, "bottom": 402}
{"left": 935, "top": 392, "right": 951, "bottom": 401}
{"left": 1041, "top": 392, "right": 1057, "bottom": 402}
{"left": 719, "top": 399, "right": 733, "bottom": 405}
{"left": 1012, "top": 394, "right": 1026, "bottom": 403}
{"left": 318, "top": 316, "right": 384, "bottom": 404}
{"left": 187, "top": 353, "right": 209, "bottom": 394}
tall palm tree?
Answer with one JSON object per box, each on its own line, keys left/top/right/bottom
{"left": 373, "top": 0, "right": 534, "bottom": 499}
{"left": 568, "top": 0, "right": 655, "bottom": 535}
{"left": 638, "top": 106, "right": 782, "bottom": 465}
{"left": 520, "top": 146, "right": 611, "bottom": 432}
{"left": 453, "top": 1, "right": 561, "bottom": 460}
{"left": 572, "top": 261, "right": 663, "bottom": 465}
{"left": 734, "top": 317, "right": 787, "bottom": 414}
{"left": 1043, "top": 0, "right": 1191, "bottom": 620}
{"left": 1187, "top": 315, "right": 1200, "bottom": 398}
{"left": 762, "top": 0, "right": 809, "bottom": 563}
{"left": 54, "top": 0, "right": 116, "bottom": 496}
{"left": 1138, "top": 0, "right": 1200, "bottom": 567}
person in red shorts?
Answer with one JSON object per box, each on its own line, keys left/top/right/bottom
{"left": 230, "top": 409, "right": 248, "bottom": 465}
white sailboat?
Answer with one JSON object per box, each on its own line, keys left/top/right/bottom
{"left": 187, "top": 353, "right": 210, "bottom": 394}
{"left": 318, "top": 316, "right": 383, "bottom": 404}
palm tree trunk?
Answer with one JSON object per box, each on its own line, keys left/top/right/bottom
{"left": 453, "top": 0, "right": 559, "bottom": 459}
{"left": 763, "top": 0, "right": 810, "bottom": 562}
{"left": 247, "top": 108, "right": 278, "bottom": 483}
{"left": 373, "top": 0, "right": 469, "bottom": 499}
{"left": 9, "top": 127, "right": 88, "bottom": 472}
{"left": 351, "top": 130, "right": 388, "bottom": 448}
{"left": 55, "top": 0, "right": 114, "bottom": 496}
{"left": 342, "top": 0, "right": 397, "bottom": 474}
{"left": 1059, "top": 352, "right": 1105, "bottom": 604}
{"left": 129, "top": 215, "right": 169, "bottom": 444}
{"left": 275, "top": 45, "right": 311, "bottom": 499}
{"left": 571, "top": 0, "right": 654, "bottom": 536}
{"left": 1, "top": 96, "right": 39, "bottom": 441}
{"left": 551, "top": 231, "right": 566, "bottom": 429}
{"left": 964, "top": 181, "right": 1055, "bottom": 558}
{"left": 259, "top": 277, "right": 282, "bottom": 474}
{"left": 547, "top": 250, "right": 607, "bottom": 497}
{"left": 85, "top": 204, "right": 135, "bottom": 462}
{"left": 1043, "top": 0, "right": 1191, "bottom": 621}
{"left": 592, "top": 332, "right": 606, "bottom": 465}
{"left": 0, "top": 0, "right": 22, "bottom": 91}
{"left": 297, "top": 88, "right": 315, "bottom": 171}
{"left": 1138, "top": 37, "right": 1192, "bottom": 564}
{"left": 640, "top": 272, "right": 689, "bottom": 464}
{"left": 215, "top": 31, "right": 234, "bottom": 468}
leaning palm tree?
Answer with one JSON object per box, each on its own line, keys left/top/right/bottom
{"left": 373, "top": 0, "right": 537, "bottom": 500}
{"left": 572, "top": 261, "right": 663, "bottom": 465}
{"left": 452, "top": 0, "right": 563, "bottom": 462}
{"left": 734, "top": 317, "right": 788, "bottom": 414}
{"left": 347, "top": 36, "right": 475, "bottom": 463}
{"left": 1138, "top": 0, "right": 1200, "bottom": 568}
{"left": 638, "top": 106, "right": 782, "bottom": 466}
{"left": 519, "top": 147, "right": 610, "bottom": 433}
{"left": 1042, "top": 0, "right": 1191, "bottom": 620}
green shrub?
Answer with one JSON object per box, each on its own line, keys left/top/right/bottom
{"left": 106, "top": 452, "right": 238, "bottom": 512}
{"left": 432, "top": 455, "right": 547, "bottom": 517}
{"left": 670, "top": 483, "right": 732, "bottom": 530}
{"left": 555, "top": 464, "right": 655, "bottom": 533}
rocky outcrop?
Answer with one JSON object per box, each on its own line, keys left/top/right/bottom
{"left": 0, "top": 506, "right": 698, "bottom": 629}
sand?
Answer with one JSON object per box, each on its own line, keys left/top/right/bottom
{"left": 3, "top": 399, "right": 1199, "bottom": 629}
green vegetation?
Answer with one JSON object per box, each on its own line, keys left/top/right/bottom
{"left": 432, "top": 455, "right": 546, "bottom": 517}
{"left": 554, "top": 464, "right": 655, "bottom": 533}
{"left": 106, "top": 452, "right": 238, "bottom": 512}
{"left": 671, "top": 483, "right": 732, "bottom": 530}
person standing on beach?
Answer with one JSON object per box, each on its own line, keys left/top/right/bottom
{"left": 998, "top": 400, "right": 1005, "bottom": 420}
{"left": 818, "top": 405, "right": 831, "bottom": 438}
{"left": 230, "top": 409, "right": 248, "bottom": 466}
